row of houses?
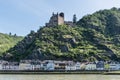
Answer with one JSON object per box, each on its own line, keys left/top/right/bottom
{"left": 0, "top": 60, "right": 120, "bottom": 71}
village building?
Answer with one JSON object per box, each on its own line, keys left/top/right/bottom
{"left": 75, "top": 62, "right": 81, "bottom": 70}
{"left": 2, "top": 61, "right": 10, "bottom": 70}
{"left": 31, "top": 60, "right": 41, "bottom": 70}
{"left": 8, "top": 62, "right": 19, "bottom": 70}
{"left": 80, "top": 63, "right": 87, "bottom": 70}
{"left": 19, "top": 62, "right": 32, "bottom": 70}
{"left": 96, "top": 61, "right": 104, "bottom": 70}
{"left": 65, "top": 61, "right": 81, "bottom": 70}
{"left": 45, "top": 60, "right": 55, "bottom": 70}
{"left": 109, "top": 62, "right": 120, "bottom": 70}
{"left": 19, "top": 60, "right": 32, "bottom": 70}
{"left": 0, "top": 64, "right": 2, "bottom": 70}
{"left": 54, "top": 61, "right": 66, "bottom": 70}
{"left": 0, "top": 60, "right": 4, "bottom": 70}
{"left": 65, "top": 61, "right": 76, "bottom": 70}
{"left": 85, "top": 62, "right": 96, "bottom": 70}
{"left": 40, "top": 61, "right": 47, "bottom": 70}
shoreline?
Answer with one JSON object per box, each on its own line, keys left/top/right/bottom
{"left": 0, "top": 70, "right": 120, "bottom": 75}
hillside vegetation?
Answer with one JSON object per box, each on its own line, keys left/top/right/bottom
{"left": 4, "top": 7, "right": 120, "bottom": 61}
{"left": 0, "top": 33, "right": 23, "bottom": 55}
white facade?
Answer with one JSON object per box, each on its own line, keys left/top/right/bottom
{"left": 0, "top": 64, "right": 2, "bottom": 70}
{"left": 54, "top": 61, "right": 66, "bottom": 70}
{"left": 65, "top": 62, "right": 80, "bottom": 70}
{"left": 116, "top": 64, "right": 120, "bottom": 70}
{"left": 19, "top": 63, "right": 32, "bottom": 70}
{"left": 85, "top": 63, "right": 96, "bottom": 70}
{"left": 96, "top": 67, "right": 104, "bottom": 70}
{"left": 75, "top": 62, "right": 81, "bottom": 70}
{"left": 32, "top": 64, "right": 41, "bottom": 70}
{"left": 109, "top": 63, "right": 120, "bottom": 70}
{"left": 9, "top": 65, "right": 19, "bottom": 70}
{"left": 80, "top": 63, "right": 86, "bottom": 70}
{"left": 65, "top": 65, "right": 76, "bottom": 70}
{"left": 0, "top": 60, "right": 120, "bottom": 71}
{"left": 2, "top": 64, "right": 10, "bottom": 70}
{"left": 46, "top": 61, "right": 55, "bottom": 70}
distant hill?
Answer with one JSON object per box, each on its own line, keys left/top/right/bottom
{"left": 0, "top": 33, "right": 23, "bottom": 56}
{"left": 4, "top": 7, "right": 120, "bottom": 61}
{"left": 77, "top": 7, "right": 120, "bottom": 36}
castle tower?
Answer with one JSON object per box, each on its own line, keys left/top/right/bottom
{"left": 58, "top": 12, "right": 64, "bottom": 25}
{"left": 52, "top": 12, "right": 54, "bottom": 16}
{"left": 46, "top": 12, "right": 64, "bottom": 27}
{"left": 73, "top": 14, "right": 77, "bottom": 24}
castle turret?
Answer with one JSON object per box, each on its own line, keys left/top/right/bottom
{"left": 73, "top": 14, "right": 77, "bottom": 24}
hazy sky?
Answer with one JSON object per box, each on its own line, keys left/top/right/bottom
{"left": 0, "top": 0, "right": 120, "bottom": 36}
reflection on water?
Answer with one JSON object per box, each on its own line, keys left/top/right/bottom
{"left": 0, "top": 74, "right": 119, "bottom": 80}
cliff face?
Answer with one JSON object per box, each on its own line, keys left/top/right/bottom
{"left": 4, "top": 8, "right": 120, "bottom": 61}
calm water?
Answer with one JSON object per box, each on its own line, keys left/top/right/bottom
{"left": 0, "top": 74, "right": 119, "bottom": 80}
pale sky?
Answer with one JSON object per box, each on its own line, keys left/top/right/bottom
{"left": 0, "top": 0, "right": 120, "bottom": 36}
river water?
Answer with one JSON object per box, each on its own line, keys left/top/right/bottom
{"left": 0, "top": 74, "right": 119, "bottom": 80}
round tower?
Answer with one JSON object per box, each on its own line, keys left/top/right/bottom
{"left": 59, "top": 12, "right": 64, "bottom": 18}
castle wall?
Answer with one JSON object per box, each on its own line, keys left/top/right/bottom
{"left": 46, "top": 12, "right": 74, "bottom": 27}
{"left": 58, "top": 16, "right": 64, "bottom": 25}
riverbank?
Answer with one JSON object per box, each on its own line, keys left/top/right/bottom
{"left": 103, "top": 71, "right": 120, "bottom": 75}
{"left": 0, "top": 70, "right": 102, "bottom": 74}
{"left": 0, "top": 70, "right": 120, "bottom": 75}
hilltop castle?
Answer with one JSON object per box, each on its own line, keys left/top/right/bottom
{"left": 46, "top": 12, "right": 77, "bottom": 27}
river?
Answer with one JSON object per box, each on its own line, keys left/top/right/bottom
{"left": 0, "top": 74, "right": 119, "bottom": 80}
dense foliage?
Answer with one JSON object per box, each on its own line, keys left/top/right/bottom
{"left": 4, "top": 7, "right": 120, "bottom": 61}
{"left": 0, "top": 33, "right": 23, "bottom": 55}
{"left": 77, "top": 7, "right": 120, "bottom": 36}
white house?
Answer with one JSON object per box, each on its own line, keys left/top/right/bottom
{"left": 65, "top": 65, "right": 76, "bottom": 70}
{"left": 2, "top": 62, "right": 10, "bottom": 70}
{"left": 96, "top": 61, "right": 104, "bottom": 70}
{"left": 75, "top": 62, "right": 81, "bottom": 70}
{"left": 65, "top": 61, "right": 77, "bottom": 70}
{"left": 109, "top": 62, "right": 120, "bottom": 70}
{"left": 19, "top": 63, "right": 32, "bottom": 70}
{"left": 0, "top": 63, "right": 2, "bottom": 70}
{"left": 54, "top": 61, "right": 66, "bottom": 70}
{"left": 30, "top": 60, "right": 43, "bottom": 70}
{"left": 85, "top": 63, "right": 96, "bottom": 70}
{"left": 8, "top": 62, "right": 19, "bottom": 70}
{"left": 0, "top": 60, "right": 4, "bottom": 70}
{"left": 32, "top": 63, "right": 41, "bottom": 70}
{"left": 80, "top": 63, "right": 87, "bottom": 70}
{"left": 46, "top": 60, "right": 55, "bottom": 70}
{"left": 116, "top": 64, "right": 120, "bottom": 70}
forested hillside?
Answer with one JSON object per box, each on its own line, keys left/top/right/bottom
{"left": 0, "top": 33, "right": 23, "bottom": 55}
{"left": 4, "top": 7, "right": 120, "bottom": 61}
